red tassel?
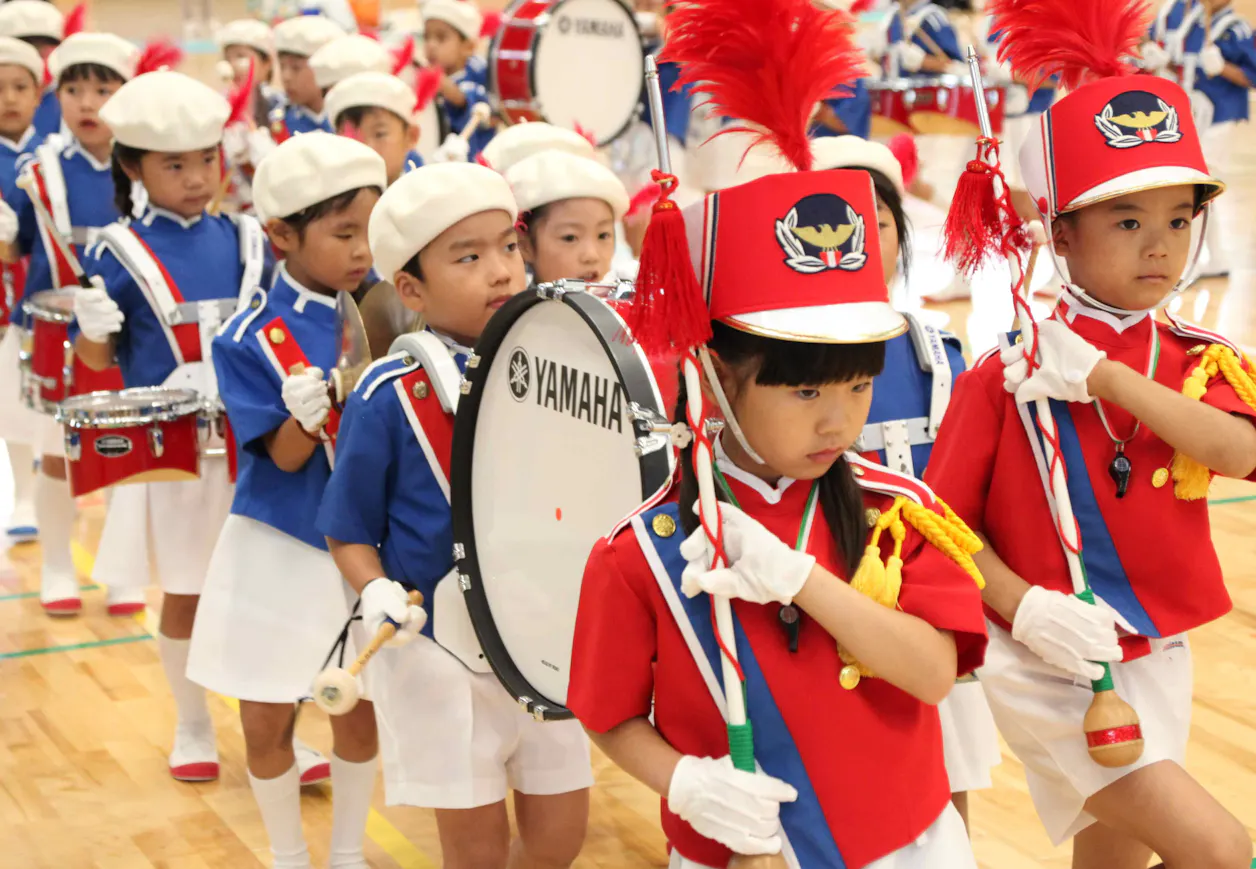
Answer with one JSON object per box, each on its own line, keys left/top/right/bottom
{"left": 391, "top": 35, "right": 414, "bottom": 76}
{"left": 623, "top": 172, "right": 710, "bottom": 355}
{"left": 414, "top": 65, "right": 442, "bottom": 110}
{"left": 850, "top": 0, "right": 877, "bottom": 12}
{"left": 63, "top": 3, "right": 87, "bottom": 37}
{"left": 573, "top": 121, "right": 597, "bottom": 148}
{"left": 942, "top": 138, "right": 1026, "bottom": 276}
{"left": 625, "top": 181, "right": 661, "bottom": 221}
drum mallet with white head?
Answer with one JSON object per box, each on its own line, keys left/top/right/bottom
{"left": 313, "top": 589, "right": 423, "bottom": 716}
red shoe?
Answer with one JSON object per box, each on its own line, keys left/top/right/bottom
{"left": 169, "top": 726, "right": 219, "bottom": 783}
{"left": 41, "top": 597, "right": 82, "bottom": 615}
{"left": 170, "top": 760, "right": 221, "bottom": 782}
{"left": 106, "top": 587, "right": 147, "bottom": 617}
{"left": 295, "top": 738, "right": 331, "bottom": 786}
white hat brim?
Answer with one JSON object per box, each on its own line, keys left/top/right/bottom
{"left": 725, "top": 302, "right": 907, "bottom": 344}
{"left": 1064, "top": 166, "right": 1224, "bottom": 214}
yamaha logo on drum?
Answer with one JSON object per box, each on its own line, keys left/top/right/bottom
{"left": 508, "top": 348, "right": 531, "bottom": 402}
{"left": 95, "top": 435, "right": 133, "bottom": 458}
{"left": 510, "top": 347, "right": 625, "bottom": 432}
{"left": 556, "top": 14, "right": 625, "bottom": 37}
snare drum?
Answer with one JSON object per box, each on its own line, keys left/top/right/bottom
{"left": 19, "top": 288, "right": 124, "bottom": 413}
{"left": 489, "top": 0, "right": 645, "bottom": 146}
{"left": 56, "top": 387, "right": 204, "bottom": 498}
{"left": 867, "top": 78, "right": 915, "bottom": 137}
{"left": 906, "top": 75, "right": 1005, "bottom": 137}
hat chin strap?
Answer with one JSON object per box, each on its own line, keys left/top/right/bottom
{"left": 697, "top": 346, "right": 767, "bottom": 466}
{"left": 1044, "top": 202, "right": 1210, "bottom": 318}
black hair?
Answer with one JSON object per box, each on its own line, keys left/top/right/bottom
{"left": 337, "top": 104, "right": 410, "bottom": 131}
{"left": 20, "top": 35, "right": 58, "bottom": 53}
{"left": 110, "top": 143, "right": 147, "bottom": 218}
{"left": 400, "top": 250, "right": 424, "bottom": 281}
{"left": 57, "top": 62, "right": 126, "bottom": 88}
{"left": 516, "top": 202, "right": 553, "bottom": 245}
{"left": 676, "top": 321, "right": 886, "bottom": 577}
{"left": 863, "top": 167, "right": 911, "bottom": 279}
{"left": 278, "top": 185, "right": 383, "bottom": 240}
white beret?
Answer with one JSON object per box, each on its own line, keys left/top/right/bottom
{"left": 217, "top": 19, "right": 274, "bottom": 56}
{"left": 422, "top": 0, "right": 482, "bottom": 42}
{"left": 253, "top": 131, "right": 387, "bottom": 222}
{"left": 310, "top": 34, "right": 391, "bottom": 89}
{"left": 811, "top": 135, "right": 905, "bottom": 196}
{"left": 0, "top": 0, "right": 62, "bottom": 41}
{"left": 507, "top": 151, "right": 629, "bottom": 219}
{"left": 273, "top": 14, "right": 345, "bottom": 57}
{"left": 48, "top": 33, "right": 140, "bottom": 82}
{"left": 0, "top": 35, "right": 43, "bottom": 80}
{"left": 479, "top": 122, "right": 597, "bottom": 174}
{"left": 325, "top": 71, "right": 415, "bottom": 127}
{"left": 370, "top": 162, "right": 517, "bottom": 279}
{"left": 99, "top": 70, "right": 230, "bottom": 152}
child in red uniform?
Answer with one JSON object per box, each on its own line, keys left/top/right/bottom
{"left": 925, "top": 2, "right": 1256, "bottom": 866}
{"left": 568, "top": 2, "right": 987, "bottom": 867}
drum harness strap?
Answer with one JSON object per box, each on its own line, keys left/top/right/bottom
{"left": 26, "top": 147, "right": 88, "bottom": 291}
{"left": 257, "top": 316, "right": 342, "bottom": 454}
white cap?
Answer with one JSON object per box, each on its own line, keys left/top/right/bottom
{"left": 217, "top": 19, "right": 274, "bottom": 56}
{"left": 422, "top": 0, "right": 483, "bottom": 42}
{"left": 811, "top": 136, "right": 905, "bottom": 195}
{"left": 325, "top": 71, "right": 415, "bottom": 127}
{"left": 273, "top": 14, "right": 345, "bottom": 58}
{"left": 479, "top": 122, "right": 597, "bottom": 174}
{"left": 507, "top": 151, "right": 629, "bottom": 219}
{"left": 370, "top": 162, "right": 517, "bottom": 279}
{"left": 310, "top": 34, "right": 391, "bottom": 89}
{"left": 0, "top": 35, "right": 44, "bottom": 80}
{"left": 0, "top": 0, "right": 63, "bottom": 42}
{"left": 48, "top": 33, "right": 141, "bottom": 82}
{"left": 100, "top": 70, "right": 230, "bottom": 152}
{"left": 253, "top": 131, "right": 387, "bottom": 222}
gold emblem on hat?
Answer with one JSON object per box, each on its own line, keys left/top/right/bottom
{"left": 1152, "top": 468, "right": 1170, "bottom": 489}
{"left": 865, "top": 508, "right": 881, "bottom": 528}
{"left": 268, "top": 327, "right": 285, "bottom": 344}
{"left": 412, "top": 381, "right": 429, "bottom": 400}
{"left": 652, "top": 514, "right": 677, "bottom": 538}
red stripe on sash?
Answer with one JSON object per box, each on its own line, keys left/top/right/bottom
{"left": 399, "top": 368, "right": 454, "bottom": 488}
{"left": 29, "top": 162, "right": 77, "bottom": 289}
{"left": 127, "top": 229, "right": 202, "bottom": 363}
{"left": 259, "top": 315, "right": 341, "bottom": 441}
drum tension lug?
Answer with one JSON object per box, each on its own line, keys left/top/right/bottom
{"left": 457, "top": 572, "right": 472, "bottom": 592}
{"left": 452, "top": 543, "right": 466, "bottom": 562}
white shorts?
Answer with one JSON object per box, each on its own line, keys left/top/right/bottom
{"left": 669, "top": 803, "right": 976, "bottom": 869}
{"left": 939, "top": 678, "right": 1001, "bottom": 793}
{"left": 977, "top": 621, "right": 1192, "bottom": 844}
{"left": 92, "top": 460, "right": 233, "bottom": 595}
{"left": 0, "top": 327, "right": 40, "bottom": 445}
{"left": 187, "top": 513, "right": 358, "bottom": 703}
{"left": 34, "top": 412, "right": 64, "bottom": 459}
{"left": 371, "top": 635, "right": 593, "bottom": 810}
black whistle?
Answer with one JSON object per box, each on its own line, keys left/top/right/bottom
{"left": 1109, "top": 451, "right": 1132, "bottom": 499}
{"left": 778, "top": 604, "right": 801, "bottom": 653}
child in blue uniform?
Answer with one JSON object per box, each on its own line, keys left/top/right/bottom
{"left": 0, "top": 0, "right": 71, "bottom": 141}
{"left": 0, "top": 32, "right": 137, "bottom": 615}
{"left": 190, "top": 132, "right": 386, "bottom": 869}
{"left": 507, "top": 149, "right": 629, "bottom": 285}
{"left": 421, "top": 0, "right": 495, "bottom": 161}
{"left": 323, "top": 71, "right": 425, "bottom": 185}
{"left": 70, "top": 70, "right": 273, "bottom": 784}
{"left": 320, "top": 162, "right": 593, "bottom": 869}
{"left": 270, "top": 14, "right": 344, "bottom": 140}
{"left": 217, "top": 17, "right": 282, "bottom": 124}
{"left": 0, "top": 35, "right": 45, "bottom": 546}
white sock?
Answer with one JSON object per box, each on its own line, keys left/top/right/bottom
{"left": 158, "top": 633, "right": 212, "bottom": 731}
{"left": 248, "top": 765, "right": 312, "bottom": 869}
{"left": 7, "top": 443, "right": 35, "bottom": 521}
{"left": 328, "top": 754, "right": 376, "bottom": 868}
{"left": 35, "top": 473, "right": 75, "bottom": 589}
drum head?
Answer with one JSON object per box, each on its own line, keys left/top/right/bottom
{"left": 452, "top": 289, "right": 673, "bottom": 720}
{"left": 531, "top": 0, "right": 644, "bottom": 145}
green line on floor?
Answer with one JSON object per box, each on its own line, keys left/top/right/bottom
{"left": 0, "top": 584, "right": 100, "bottom": 603}
{"left": 0, "top": 633, "right": 151, "bottom": 660}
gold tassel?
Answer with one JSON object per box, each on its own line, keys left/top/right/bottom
{"left": 1168, "top": 344, "right": 1256, "bottom": 500}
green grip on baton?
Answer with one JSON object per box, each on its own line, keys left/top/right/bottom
{"left": 1075, "top": 587, "right": 1117, "bottom": 692}
{"left": 728, "top": 722, "right": 756, "bottom": 773}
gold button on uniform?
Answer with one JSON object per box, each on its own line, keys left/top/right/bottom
{"left": 412, "top": 381, "right": 429, "bottom": 399}
{"left": 1152, "top": 468, "right": 1170, "bottom": 489}
{"left": 268, "top": 327, "right": 285, "bottom": 344}
{"left": 839, "top": 665, "right": 861, "bottom": 690}
{"left": 652, "top": 513, "right": 677, "bottom": 538}
{"left": 1187, "top": 344, "right": 1206, "bottom": 357}
{"left": 865, "top": 508, "right": 881, "bottom": 528}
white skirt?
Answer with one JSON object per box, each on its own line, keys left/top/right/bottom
{"left": 93, "top": 459, "right": 233, "bottom": 595}
{"left": 187, "top": 513, "right": 357, "bottom": 703}
{"left": 0, "top": 327, "right": 41, "bottom": 445}
{"left": 939, "top": 678, "right": 1002, "bottom": 793}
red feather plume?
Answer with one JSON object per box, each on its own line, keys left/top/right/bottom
{"left": 849, "top": 0, "right": 877, "bottom": 14}
{"left": 987, "top": 0, "right": 1150, "bottom": 92}
{"left": 135, "top": 38, "right": 184, "bottom": 76}
{"left": 63, "top": 3, "right": 87, "bottom": 37}
{"left": 391, "top": 35, "right": 414, "bottom": 76}
{"left": 226, "top": 57, "right": 257, "bottom": 128}
{"left": 480, "top": 10, "right": 503, "bottom": 39}
{"left": 661, "top": 0, "right": 865, "bottom": 171}
{"left": 887, "top": 134, "right": 918, "bottom": 190}
{"left": 625, "top": 181, "right": 662, "bottom": 221}
{"left": 414, "top": 65, "right": 442, "bottom": 110}
{"left": 573, "top": 122, "right": 597, "bottom": 148}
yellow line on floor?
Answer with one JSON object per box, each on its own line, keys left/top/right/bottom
{"left": 69, "top": 540, "right": 436, "bottom": 869}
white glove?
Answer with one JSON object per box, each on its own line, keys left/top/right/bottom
{"left": 0, "top": 198, "right": 17, "bottom": 245}
{"left": 1140, "top": 40, "right": 1171, "bottom": 72}
{"left": 1001, "top": 320, "right": 1107, "bottom": 404}
{"left": 432, "top": 133, "right": 470, "bottom": 163}
{"left": 667, "top": 755, "right": 798, "bottom": 856}
{"left": 359, "top": 577, "right": 427, "bottom": 647}
{"left": 1200, "top": 44, "right": 1226, "bottom": 78}
{"left": 246, "top": 127, "right": 277, "bottom": 166}
{"left": 1011, "top": 585, "right": 1123, "bottom": 681}
{"left": 945, "top": 60, "right": 970, "bottom": 78}
{"left": 73, "top": 276, "right": 124, "bottom": 343}
{"left": 281, "top": 365, "right": 331, "bottom": 433}
{"left": 679, "top": 503, "right": 817, "bottom": 605}
{"left": 898, "top": 41, "right": 927, "bottom": 73}
{"left": 221, "top": 124, "right": 249, "bottom": 165}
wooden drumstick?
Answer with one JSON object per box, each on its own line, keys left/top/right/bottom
{"left": 729, "top": 857, "right": 787, "bottom": 869}
{"left": 350, "top": 589, "right": 423, "bottom": 676}
{"left": 15, "top": 173, "right": 91, "bottom": 288}
{"left": 313, "top": 590, "right": 424, "bottom": 715}
{"left": 459, "top": 102, "right": 492, "bottom": 142}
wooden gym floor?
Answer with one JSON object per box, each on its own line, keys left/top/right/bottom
{"left": 1, "top": 2, "right": 1254, "bottom": 867}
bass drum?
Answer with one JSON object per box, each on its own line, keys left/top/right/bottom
{"left": 451, "top": 284, "right": 674, "bottom": 720}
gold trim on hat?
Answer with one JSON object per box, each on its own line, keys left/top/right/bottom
{"left": 720, "top": 314, "right": 909, "bottom": 345}
{"left": 1061, "top": 176, "right": 1226, "bottom": 216}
